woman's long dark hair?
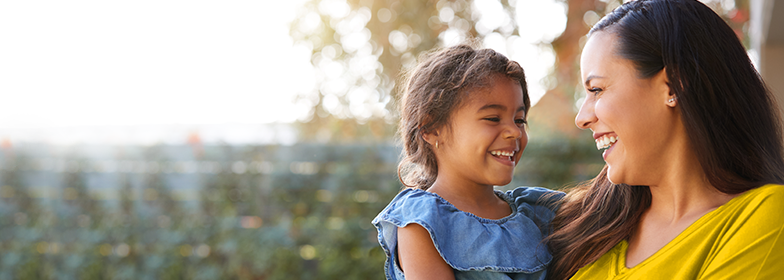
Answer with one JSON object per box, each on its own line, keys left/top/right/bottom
{"left": 546, "top": 0, "right": 784, "bottom": 279}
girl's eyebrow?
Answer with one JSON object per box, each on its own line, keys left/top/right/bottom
{"left": 477, "top": 104, "right": 525, "bottom": 113}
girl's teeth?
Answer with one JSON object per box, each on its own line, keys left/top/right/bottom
{"left": 491, "top": 151, "right": 514, "bottom": 157}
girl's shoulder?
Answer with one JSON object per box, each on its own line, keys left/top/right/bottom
{"left": 502, "top": 186, "right": 565, "bottom": 231}
{"left": 371, "top": 187, "right": 559, "bottom": 277}
{"left": 372, "top": 187, "right": 447, "bottom": 227}
{"left": 373, "top": 186, "right": 564, "bottom": 228}
{"left": 503, "top": 186, "right": 564, "bottom": 210}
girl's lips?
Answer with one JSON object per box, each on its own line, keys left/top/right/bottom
{"left": 490, "top": 152, "right": 515, "bottom": 166}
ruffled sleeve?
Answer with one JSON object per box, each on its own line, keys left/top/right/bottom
{"left": 505, "top": 186, "right": 564, "bottom": 236}
{"left": 372, "top": 187, "right": 564, "bottom": 280}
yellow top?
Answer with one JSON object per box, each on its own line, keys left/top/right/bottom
{"left": 570, "top": 184, "right": 784, "bottom": 280}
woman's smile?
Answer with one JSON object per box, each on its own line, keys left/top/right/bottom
{"left": 575, "top": 31, "right": 675, "bottom": 185}
{"left": 594, "top": 133, "right": 619, "bottom": 160}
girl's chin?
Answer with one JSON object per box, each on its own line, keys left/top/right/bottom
{"left": 492, "top": 176, "right": 513, "bottom": 186}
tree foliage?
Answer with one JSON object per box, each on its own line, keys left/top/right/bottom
{"left": 290, "top": 0, "right": 519, "bottom": 141}
{"left": 289, "top": 0, "right": 751, "bottom": 141}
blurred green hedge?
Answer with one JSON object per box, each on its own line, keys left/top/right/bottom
{"left": 0, "top": 139, "right": 602, "bottom": 279}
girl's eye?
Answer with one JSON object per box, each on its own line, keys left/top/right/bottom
{"left": 588, "top": 87, "right": 603, "bottom": 95}
{"left": 483, "top": 117, "right": 501, "bottom": 122}
{"left": 515, "top": 119, "right": 527, "bottom": 127}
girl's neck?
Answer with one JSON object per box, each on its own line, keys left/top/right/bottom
{"left": 428, "top": 176, "right": 511, "bottom": 219}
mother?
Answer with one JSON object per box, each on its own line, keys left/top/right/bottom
{"left": 547, "top": 0, "right": 784, "bottom": 279}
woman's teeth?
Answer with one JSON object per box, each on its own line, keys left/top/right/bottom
{"left": 595, "top": 135, "right": 618, "bottom": 150}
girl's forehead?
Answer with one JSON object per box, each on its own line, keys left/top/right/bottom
{"left": 463, "top": 81, "right": 524, "bottom": 107}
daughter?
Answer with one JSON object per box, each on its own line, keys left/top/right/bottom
{"left": 373, "top": 44, "right": 562, "bottom": 280}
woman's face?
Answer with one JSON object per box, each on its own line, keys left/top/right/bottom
{"left": 575, "top": 31, "right": 675, "bottom": 185}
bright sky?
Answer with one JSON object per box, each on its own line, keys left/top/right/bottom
{"left": 0, "top": 0, "right": 312, "bottom": 129}
{"left": 0, "top": 0, "right": 566, "bottom": 144}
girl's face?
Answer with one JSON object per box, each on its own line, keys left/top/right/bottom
{"left": 575, "top": 31, "right": 675, "bottom": 185}
{"left": 431, "top": 74, "right": 527, "bottom": 188}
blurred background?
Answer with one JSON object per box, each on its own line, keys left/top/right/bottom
{"left": 0, "top": 0, "right": 779, "bottom": 279}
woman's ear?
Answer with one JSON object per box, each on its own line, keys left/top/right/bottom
{"left": 654, "top": 68, "right": 676, "bottom": 107}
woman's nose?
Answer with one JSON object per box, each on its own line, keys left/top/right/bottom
{"left": 575, "top": 99, "right": 597, "bottom": 130}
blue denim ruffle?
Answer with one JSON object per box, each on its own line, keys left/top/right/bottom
{"left": 372, "top": 187, "right": 563, "bottom": 280}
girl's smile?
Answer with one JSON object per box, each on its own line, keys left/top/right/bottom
{"left": 425, "top": 74, "right": 528, "bottom": 188}
{"left": 489, "top": 148, "right": 518, "bottom": 166}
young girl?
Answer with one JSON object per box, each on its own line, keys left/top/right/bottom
{"left": 372, "top": 44, "right": 562, "bottom": 280}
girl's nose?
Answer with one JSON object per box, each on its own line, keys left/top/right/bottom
{"left": 504, "top": 122, "right": 523, "bottom": 139}
{"left": 575, "top": 99, "right": 597, "bottom": 130}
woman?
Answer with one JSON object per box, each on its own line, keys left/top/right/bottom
{"left": 547, "top": 0, "right": 784, "bottom": 279}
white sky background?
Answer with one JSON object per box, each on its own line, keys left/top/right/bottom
{"left": 0, "top": 0, "right": 566, "bottom": 144}
{"left": 0, "top": 0, "right": 312, "bottom": 128}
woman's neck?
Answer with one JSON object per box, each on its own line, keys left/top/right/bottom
{"left": 646, "top": 145, "right": 737, "bottom": 222}
{"left": 625, "top": 124, "right": 740, "bottom": 268}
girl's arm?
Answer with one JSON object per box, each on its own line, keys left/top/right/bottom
{"left": 397, "top": 224, "right": 455, "bottom": 280}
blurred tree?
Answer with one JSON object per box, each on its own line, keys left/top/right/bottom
{"left": 290, "top": 0, "right": 750, "bottom": 141}
{"left": 527, "top": 0, "right": 610, "bottom": 138}
{"left": 290, "top": 0, "right": 492, "bottom": 142}
{"left": 289, "top": 0, "right": 598, "bottom": 142}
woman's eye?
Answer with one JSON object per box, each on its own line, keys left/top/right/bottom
{"left": 588, "top": 87, "right": 603, "bottom": 95}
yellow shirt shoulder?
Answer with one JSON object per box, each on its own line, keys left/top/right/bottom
{"left": 570, "top": 184, "right": 784, "bottom": 280}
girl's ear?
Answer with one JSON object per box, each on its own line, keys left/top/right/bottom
{"left": 422, "top": 129, "right": 440, "bottom": 148}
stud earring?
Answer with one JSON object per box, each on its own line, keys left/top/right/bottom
{"left": 668, "top": 96, "right": 677, "bottom": 103}
{"left": 435, "top": 141, "right": 439, "bottom": 149}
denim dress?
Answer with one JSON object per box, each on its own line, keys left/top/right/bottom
{"left": 372, "top": 187, "right": 563, "bottom": 280}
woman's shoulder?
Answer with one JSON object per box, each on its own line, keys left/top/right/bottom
{"left": 731, "top": 184, "right": 784, "bottom": 221}
{"left": 750, "top": 183, "right": 784, "bottom": 197}
{"left": 733, "top": 184, "right": 784, "bottom": 212}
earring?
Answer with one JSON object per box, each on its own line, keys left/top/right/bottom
{"left": 435, "top": 141, "right": 439, "bottom": 149}
{"left": 668, "top": 96, "right": 677, "bottom": 103}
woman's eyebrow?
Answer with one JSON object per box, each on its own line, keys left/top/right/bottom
{"left": 584, "top": 74, "right": 605, "bottom": 87}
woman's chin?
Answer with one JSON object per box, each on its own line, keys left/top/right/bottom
{"left": 607, "top": 168, "right": 621, "bottom": 185}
